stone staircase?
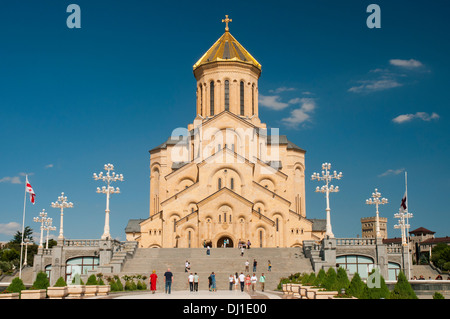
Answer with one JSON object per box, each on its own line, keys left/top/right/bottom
{"left": 119, "top": 247, "right": 313, "bottom": 291}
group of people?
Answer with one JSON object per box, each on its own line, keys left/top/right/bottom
{"left": 230, "top": 272, "right": 266, "bottom": 292}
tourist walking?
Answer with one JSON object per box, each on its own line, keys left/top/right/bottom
{"left": 251, "top": 273, "right": 257, "bottom": 292}
{"left": 259, "top": 273, "right": 266, "bottom": 292}
{"left": 268, "top": 260, "right": 272, "bottom": 272}
{"left": 240, "top": 246, "right": 245, "bottom": 257}
{"left": 229, "top": 274, "right": 234, "bottom": 290}
{"left": 234, "top": 272, "right": 239, "bottom": 291}
{"left": 194, "top": 272, "right": 199, "bottom": 292}
{"left": 149, "top": 270, "right": 157, "bottom": 294}
{"left": 188, "top": 272, "right": 194, "bottom": 292}
{"left": 164, "top": 268, "right": 173, "bottom": 294}
{"left": 210, "top": 272, "right": 217, "bottom": 292}
{"left": 239, "top": 272, "right": 245, "bottom": 292}
{"left": 253, "top": 259, "right": 257, "bottom": 272}
{"left": 247, "top": 240, "right": 251, "bottom": 249}
{"left": 245, "top": 274, "right": 251, "bottom": 292}
{"left": 245, "top": 260, "right": 249, "bottom": 272}
{"left": 206, "top": 245, "right": 211, "bottom": 256}
{"left": 185, "top": 260, "right": 190, "bottom": 272}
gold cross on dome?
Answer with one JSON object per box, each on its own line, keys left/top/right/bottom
{"left": 222, "top": 15, "right": 232, "bottom": 32}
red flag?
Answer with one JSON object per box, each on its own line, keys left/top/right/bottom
{"left": 25, "top": 176, "right": 35, "bottom": 204}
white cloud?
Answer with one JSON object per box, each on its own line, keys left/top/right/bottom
{"left": 259, "top": 94, "right": 289, "bottom": 110}
{"left": 0, "top": 222, "right": 21, "bottom": 236}
{"left": 268, "top": 87, "right": 297, "bottom": 94}
{"left": 378, "top": 168, "right": 405, "bottom": 177}
{"left": 0, "top": 176, "right": 22, "bottom": 184}
{"left": 392, "top": 112, "right": 440, "bottom": 124}
{"left": 281, "top": 98, "right": 316, "bottom": 128}
{"left": 348, "top": 79, "right": 402, "bottom": 93}
{"left": 45, "top": 164, "right": 54, "bottom": 169}
{"left": 389, "top": 59, "right": 423, "bottom": 68}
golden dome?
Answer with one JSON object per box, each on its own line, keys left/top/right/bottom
{"left": 193, "top": 30, "right": 261, "bottom": 71}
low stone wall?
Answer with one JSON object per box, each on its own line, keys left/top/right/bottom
{"left": 386, "top": 280, "right": 450, "bottom": 298}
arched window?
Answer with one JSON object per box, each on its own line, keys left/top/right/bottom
{"left": 210, "top": 81, "right": 215, "bottom": 116}
{"left": 252, "top": 84, "right": 255, "bottom": 115}
{"left": 335, "top": 255, "right": 375, "bottom": 279}
{"left": 224, "top": 80, "right": 230, "bottom": 111}
{"left": 276, "top": 218, "right": 279, "bottom": 232}
{"left": 200, "top": 85, "right": 203, "bottom": 116}
{"left": 230, "top": 178, "right": 234, "bottom": 190}
{"left": 65, "top": 256, "right": 99, "bottom": 284}
{"left": 240, "top": 81, "right": 244, "bottom": 115}
{"left": 218, "top": 178, "right": 222, "bottom": 190}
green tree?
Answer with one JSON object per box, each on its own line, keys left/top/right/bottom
{"left": 32, "top": 271, "right": 50, "bottom": 290}
{"left": 322, "top": 267, "right": 338, "bottom": 291}
{"left": 390, "top": 271, "right": 417, "bottom": 299}
{"left": 10, "top": 226, "right": 34, "bottom": 244}
{"left": 86, "top": 274, "right": 98, "bottom": 285}
{"left": 347, "top": 272, "right": 366, "bottom": 298}
{"left": 7, "top": 277, "right": 26, "bottom": 293}
{"left": 54, "top": 277, "right": 67, "bottom": 287}
{"left": 433, "top": 292, "right": 444, "bottom": 299}
{"left": 364, "top": 270, "right": 390, "bottom": 299}
{"left": 431, "top": 243, "right": 450, "bottom": 271}
{"left": 336, "top": 267, "right": 350, "bottom": 291}
{"left": 313, "top": 269, "right": 326, "bottom": 287}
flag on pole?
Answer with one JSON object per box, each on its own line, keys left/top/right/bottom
{"left": 400, "top": 192, "right": 407, "bottom": 213}
{"left": 25, "top": 176, "right": 35, "bottom": 204}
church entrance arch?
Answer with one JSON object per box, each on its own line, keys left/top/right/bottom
{"left": 217, "top": 236, "right": 234, "bottom": 248}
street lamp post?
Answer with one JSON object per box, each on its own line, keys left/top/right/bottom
{"left": 93, "top": 163, "right": 124, "bottom": 240}
{"left": 311, "top": 162, "right": 343, "bottom": 238}
{"left": 51, "top": 192, "right": 74, "bottom": 240}
{"left": 22, "top": 239, "right": 31, "bottom": 267}
{"left": 33, "top": 209, "right": 48, "bottom": 248}
{"left": 44, "top": 217, "right": 56, "bottom": 249}
{"left": 366, "top": 188, "right": 388, "bottom": 238}
{"left": 394, "top": 208, "right": 413, "bottom": 279}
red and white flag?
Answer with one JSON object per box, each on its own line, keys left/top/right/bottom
{"left": 25, "top": 176, "right": 36, "bottom": 204}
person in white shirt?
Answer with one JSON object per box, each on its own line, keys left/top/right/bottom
{"left": 229, "top": 274, "right": 234, "bottom": 290}
{"left": 239, "top": 272, "right": 245, "bottom": 292}
{"left": 245, "top": 260, "right": 249, "bottom": 272}
{"left": 234, "top": 272, "right": 239, "bottom": 291}
{"left": 251, "top": 273, "right": 258, "bottom": 292}
{"left": 188, "top": 273, "right": 194, "bottom": 292}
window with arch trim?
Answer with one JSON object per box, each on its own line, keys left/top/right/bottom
{"left": 224, "top": 80, "right": 230, "bottom": 111}
{"left": 210, "top": 81, "right": 215, "bottom": 115}
{"left": 240, "top": 81, "right": 244, "bottom": 115}
{"left": 218, "top": 178, "right": 222, "bottom": 190}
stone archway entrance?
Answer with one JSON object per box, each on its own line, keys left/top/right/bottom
{"left": 217, "top": 236, "right": 234, "bottom": 248}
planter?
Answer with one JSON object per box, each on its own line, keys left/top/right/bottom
{"left": 329, "top": 296, "right": 358, "bottom": 299}
{"left": 20, "top": 289, "right": 47, "bottom": 299}
{"left": 97, "top": 285, "right": 110, "bottom": 296}
{"left": 305, "top": 287, "right": 321, "bottom": 299}
{"left": 314, "top": 290, "right": 339, "bottom": 299}
{"left": 47, "top": 286, "right": 69, "bottom": 299}
{"left": 67, "top": 285, "right": 85, "bottom": 299}
{"left": 0, "top": 293, "right": 20, "bottom": 299}
{"left": 300, "top": 286, "right": 313, "bottom": 299}
{"left": 291, "top": 284, "right": 301, "bottom": 299}
{"left": 84, "top": 285, "right": 99, "bottom": 297}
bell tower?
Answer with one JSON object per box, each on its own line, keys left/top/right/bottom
{"left": 193, "top": 16, "right": 262, "bottom": 125}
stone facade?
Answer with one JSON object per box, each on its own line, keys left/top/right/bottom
{"left": 125, "top": 28, "right": 325, "bottom": 248}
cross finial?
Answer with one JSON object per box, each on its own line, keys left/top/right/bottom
{"left": 222, "top": 15, "right": 232, "bottom": 32}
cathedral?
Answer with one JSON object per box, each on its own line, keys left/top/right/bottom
{"left": 125, "top": 16, "right": 326, "bottom": 248}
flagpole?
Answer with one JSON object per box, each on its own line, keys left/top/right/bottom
{"left": 19, "top": 175, "right": 27, "bottom": 280}
{"left": 405, "top": 171, "right": 411, "bottom": 280}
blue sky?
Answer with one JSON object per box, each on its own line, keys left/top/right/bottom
{"left": 0, "top": 0, "right": 449, "bottom": 242}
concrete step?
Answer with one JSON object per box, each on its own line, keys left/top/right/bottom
{"left": 117, "top": 247, "right": 313, "bottom": 291}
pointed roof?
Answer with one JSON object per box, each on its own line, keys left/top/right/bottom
{"left": 193, "top": 31, "right": 261, "bottom": 71}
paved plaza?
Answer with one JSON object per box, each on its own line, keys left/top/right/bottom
{"left": 97, "top": 289, "right": 282, "bottom": 299}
